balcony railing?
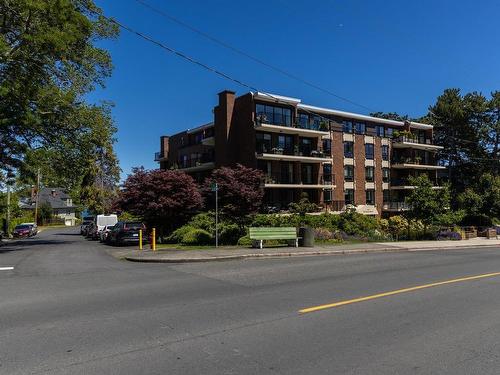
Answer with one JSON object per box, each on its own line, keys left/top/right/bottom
{"left": 382, "top": 202, "right": 411, "bottom": 211}
{"left": 177, "top": 153, "right": 214, "bottom": 169}
{"left": 263, "top": 172, "right": 334, "bottom": 186}
{"left": 392, "top": 157, "right": 438, "bottom": 166}
{"left": 256, "top": 113, "right": 329, "bottom": 132}
{"left": 257, "top": 145, "right": 330, "bottom": 158}
{"left": 393, "top": 136, "right": 433, "bottom": 145}
{"left": 154, "top": 152, "right": 165, "bottom": 162}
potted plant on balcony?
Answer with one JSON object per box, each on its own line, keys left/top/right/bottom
{"left": 271, "top": 147, "right": 283, "bottom": 155}
{"left": 414, "top": 156, "right": 422, "bottom": 165}
{"left": 293, "top": 145, "right": 301, "bottom": 156}
{"left": 256, "top": 114, "right": 268, "bottom": 124}
{"left": 319, "top": 121, "right": 329, "bottom": 131}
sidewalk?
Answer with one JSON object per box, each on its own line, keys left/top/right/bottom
{"left": 107, "top": 238, "right": 500, "bottom": 264}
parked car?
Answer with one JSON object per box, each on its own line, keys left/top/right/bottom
{"left": 95, "top": 214, "right": 118, "bottom": 239}
{"left": 99, "top": 225, "right": 115, "bottom": 242}
{"left": 107, "top": 221, "right": 146, "bottom": 246}
{"left": 20, "top": 222, "right": 38, "bottom": 237}
{"left": 80, "top": 216, "right": 95, "bottom": 235}
{"left": 85, "top": 222, "right": 98, "bottom": 240}
{"left": 12, "top": 224, "right": 33, "bottom": 238}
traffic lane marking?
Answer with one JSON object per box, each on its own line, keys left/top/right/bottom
{"left": 0, "top": 267, "right": 14, "bottom": 271}
{"left": 299, "top": 271, "right": 500, "bottom": 314}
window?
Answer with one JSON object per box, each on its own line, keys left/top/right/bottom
{"left": 345, "top": 189, "right": 354, "bottom": 205}
{"left": 256, "top": 133, "right": 272, "bottom": 153}
{"left": 344, "top": 165, "right": 354, "bottom": 181}
{"left": 301, "top": 164, "right": 313, "bottom": 184}
{"left": 278, "top": 135, "right": 294, "bottom": 154}
{"left": 342, "top": 120, "right": 353, "bottom": 133}
{"left": 324, "top": 189, "right": 332, "bottom": 202}
{"left": 323, "top": 139, "right": 331, "bottom": 154}
{"left": 382, "top": 145, "right": 389, "bottom": 161}
{"left": 300, "top": 138, "right": 312, "bottom": 156}
{"left": 255, "top": 103, "right": 292, "bottom": 126}
{"left": 376, "top": 125, "right": 385, "bottom": 137}
{"left": 298, "top": 113, "right": 309, "bottom": 128}
{"left": 323, "top": 164, "right": 332, "bottom": 183}
{"left": 365, "top": 166, "right": 374, "bottom": 182}
{"left": 382, "top": 168, "right": 390, "bottom": 183}
{"left": 383, "top": 189, "right": 390, "bottom": 203}
{"left": 365, "top": 143, "right": 374, "bottom": 160}
{"left": 386, "top": 127, "right": 394, "bottom": 138}
{"left": 355, "top": 122, "right": 366, "bottom": 134}
{"left": 366, "top": 189, "right": 375, "bottom": 205}
{"left": 344, "top": 141, "right": 354, "bottom": 158}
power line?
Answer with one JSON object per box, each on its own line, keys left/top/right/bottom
{"left": 133, "top": 0, "right": 376, "bottom": 112}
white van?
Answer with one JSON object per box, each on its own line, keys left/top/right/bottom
{"left": 95, "top": 214, "right": 118, "bottom": 234}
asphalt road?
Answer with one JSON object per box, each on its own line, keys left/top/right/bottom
{"left": 2, "top": 227, "right": 500, "bottom": 374}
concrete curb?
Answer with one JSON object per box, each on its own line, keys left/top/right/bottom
{"left": 123, "top": 243, "right": 500, "bottom": 263}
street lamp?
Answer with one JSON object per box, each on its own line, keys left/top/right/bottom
{"left": 5, "top": 171, "right": 15, "bottom": 238}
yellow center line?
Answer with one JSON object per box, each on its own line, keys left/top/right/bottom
{"left": 299, "top": 271, "right": 500, "bottom": 314}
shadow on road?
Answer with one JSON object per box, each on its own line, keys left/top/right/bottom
{"left": 0, "top": 239, "right": 76, "bottom": 253}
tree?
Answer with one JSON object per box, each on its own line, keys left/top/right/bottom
{"left": 0, "top": 1, "right": 120, "bottom": 208}
{"left": 115, "top": 168, "right": 203, "bottom": 236}
{"left": 288, "top": 192, "right": 320, "bottom": 217}
{"left": 370, "top": 112, "right": 409, "bottom": 122}
{"left": 203, "top": 164, "right": 264, "bottom": 226}
{"left": 405, "top": 175, "right": 451, "bottom": 232}
{"left": 458, "top": 173, "right": 500, "bottom": 223}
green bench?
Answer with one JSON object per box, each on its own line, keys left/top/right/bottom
{"left": 249, "top": 227, "right": 299, "bottom": 249}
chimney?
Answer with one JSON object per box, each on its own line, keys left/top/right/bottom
{"left": 160, "top": 136, "right": 169, "bottom": 158}
{"left": 214, "top": 90, "right": 236, "bottom": 166}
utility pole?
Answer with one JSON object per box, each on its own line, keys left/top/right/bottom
{"left": 6, "top": 184, "right": 11, "bottom": 237}
{"left": 34, "top": 168, "right": 40, "bottom": 225}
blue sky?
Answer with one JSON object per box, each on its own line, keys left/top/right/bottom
{"left": 91, "top": 0, "right": 500, "bottom": 179}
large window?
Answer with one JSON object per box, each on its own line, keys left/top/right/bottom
{"left": 344, "top": 141, "right": 354, "bottom": 158}
{"left": 365, "top": 166, "right": 374, "bottom": 182}
{"left": 376, "top": 125, "right": 385, "bottom": 137}
{"left": 365, "top": 143, "right": 374, "bottom": 160}
{"left": 383, "top": 189, "right": 390, "bottom": 203}
{"left": 342, "top": 120, "right": 353, "bottom": 133}
{"left": 323, "top": 164, "right": 332, "bottom": 183}
{"left": 300, "top": 138, "right": 312, "bottom": 156}
{"left": 345, "top": 189, "right": 354, "bottom": 205}
{"left": 382, "top": 145, "right": 389, "bottom": 161}
{"left": 255, "top": 103, "right": 292, "bottom": 126}
{"left": 324, "top": 189, "right": 332, "bottom": 202}
{"left": 278, "top": 135, "right": 294, "bottom": 154}
{"left": 344, "top": 165, "right": 354, "bottom": 181}
{"left": 256, "top": 133, "right": 272, "bottom": 153}
{"left": 382, "top": 168, "right": 390, "bottom": 183}
{"left": 301, "top": 164, "right": 313, "bottom": 184}
{"left": 323, "top": 139, "right": 331, "bottom": 154}
{"left": 355, "top": 122, "right": 366, "bottom": 135}
{"left": 386, "top": 127, "right": 394, "bottom": 138}
{"left": 366, "top": 189, "right": 375, "bottom": 205}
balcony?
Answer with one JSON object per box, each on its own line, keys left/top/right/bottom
{"left": 256, "top": 147, "right": 332, "bottom": 163}
{"left": 176, "top": 153, "right": 215, "bottom": 173}
{"left": 391, "top": 157, "right": 446, "bottom": 170}
{"left": 263, "top": 172, "right": 335, "bottom": 189}
{"left": 255, "top": 114, "right": 329, "bottom": 138}
{"left": 155, "top": 152, "right": 167, "bottom": 162}
{"left": 382, "top": 202, "right": 411, "bottom": 211}
{"left": 390, "top": 178, "right": 445, "bottom": 190}
{"left": 392, "top": 136, "right": 444, "bottom": 151}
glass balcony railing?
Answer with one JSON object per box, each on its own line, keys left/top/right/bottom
{"left": 393, "top": 135, "right": 433, "bottom": 145}
{"left": 262, "top": 172, "right": 334, "bottom": 186}
{"left": 256, "top": 112, "right": 329, "bottom": 132}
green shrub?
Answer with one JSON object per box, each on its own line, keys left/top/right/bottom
{"left": 165, "top": 225, "right": 195, "bottom": 244}
{"left": 188, "top": 211, "right": 216, "bottom": 233}
{"left": 237, "top": 234, "right": 253, "bottom": 246}
{"left": 181, "top": 229, "right": 213, "bottom": 245}
{"left": 218, "top": 223, "right": 245, "bottom": 245}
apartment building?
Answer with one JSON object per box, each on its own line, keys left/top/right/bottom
{"left": 156, "top": 90, "right": 445, "bottom": 217}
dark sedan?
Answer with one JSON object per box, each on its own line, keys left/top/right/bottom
{"left": 107, "top": 222, "right": 146, "bottom": 246}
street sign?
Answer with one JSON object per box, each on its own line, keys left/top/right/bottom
{"left": 211, "top": 182, "right": 218, "bottom": 192}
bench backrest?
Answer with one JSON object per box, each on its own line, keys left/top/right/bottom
{"left": 249, "top": 227, "right": 297, "bottom": 240}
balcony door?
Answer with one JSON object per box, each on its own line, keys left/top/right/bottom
{"left": 301, "top": 164, "right": 313, "bottom": 184}
{"left": 278, "top": 135, "right": 294, "bottom": 155}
